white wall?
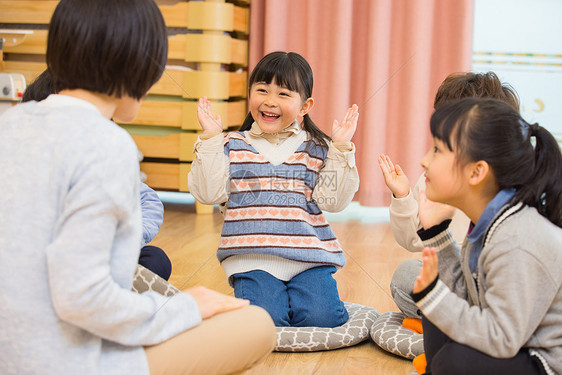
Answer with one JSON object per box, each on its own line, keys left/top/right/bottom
{"left": 472, "top": 0, "right": 562, "bottom": 142}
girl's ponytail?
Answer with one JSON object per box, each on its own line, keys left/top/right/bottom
{"left": 517, "top": 122, "right": 562, "bottom": 227}
{"left": 302, "top": 114, "right": 330, "bottom": 151}
{"left": 239, "top": 113, "right": 254, "bottom": 132}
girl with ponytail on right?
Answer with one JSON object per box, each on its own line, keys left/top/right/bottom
{"left": 410, "top": 97, "right": 561, "bottom": 375}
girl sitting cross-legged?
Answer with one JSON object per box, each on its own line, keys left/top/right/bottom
{"left": 0, "top": 1, "right": 276, "bottom": 374}
{"left": 412, "top": 97, "right": 562, "bottom": 375}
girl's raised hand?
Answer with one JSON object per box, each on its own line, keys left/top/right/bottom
{"left": 418, "top": 189, "right": 456, "bottom": 230}
{"left": 413, "top": 247, "right": 439, "bottom": 294}
{"left": 197, "top": 97, "right": 223, "bottom": 133}
{"left": 331, "top": 104, "right": 359, "bottom": 142}
{"left": 377, "top": 154, "right": 410, "bottom": 198}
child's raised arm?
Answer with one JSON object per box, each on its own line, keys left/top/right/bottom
{"left": 313, "top": 105, "right": 360, "bottom": 212}
{"left": 188, "top": 97, "right": 230, "bottom": 206}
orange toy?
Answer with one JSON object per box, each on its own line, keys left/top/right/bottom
{"left": 402, "top": 317, "right": 423, "bottom": 334}
{"left": 413, "top": 353, "right": 427, "bottom": 374}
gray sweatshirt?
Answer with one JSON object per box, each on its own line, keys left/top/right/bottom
{"left": 417, "top": 203, "right": 562, "bottom": 375}
{"left": 0, "top": 95, "right": 201, "bottom": 375}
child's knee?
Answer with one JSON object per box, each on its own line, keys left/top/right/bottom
{"left": 390, "top": 259, "right": 423, "bottom": 318}
{"left": 391, "top": 259, "right": 422, "bottom": 293}
{"left": 242, "top": 305, "right": 277, "bottom": 348}
{"left": 262, "top": 307, "right": 289, "bottom": 327}
{"left": 292, "top": 303, "right": 349, "bottom": 328}
{"left": 139, "top": 245, "right": 172, "bottom": 280}
{"left": 430, "top": 343, "right": 471, "bottom": 375}
{"left": 232, "top": 272, "right": 290, "bottom": 326}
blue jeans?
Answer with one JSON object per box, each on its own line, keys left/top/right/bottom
{"left": 232, "top": 266, "right": 349, "bottom": 327}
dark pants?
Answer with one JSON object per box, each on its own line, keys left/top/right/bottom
{"left": 139, "top": 245, "right": 172, "bottom": 281}
{"left": 422, "top": 317, "right": 547, "bottom": 375}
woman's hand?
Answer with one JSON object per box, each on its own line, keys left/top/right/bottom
{"left": 377, "top": 154, "right": 410, "bottom": 198}
{"left": 331, "top": 104, "right": 359, "bottom": 142}
{"left": 197, "top": 97, "right": 223, "bottom": 133}
{"left": 413, "top": 247, "right": 439, "bottom": 294}
{"left": 185, "top": 286, "right": 249, "bottom": 320}
{"left": 418, "top": 189, "right": 456, "bottom": 230}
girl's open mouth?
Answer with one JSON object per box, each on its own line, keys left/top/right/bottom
{"left": 261, "top": 111, "right": 280, "bottom": 121}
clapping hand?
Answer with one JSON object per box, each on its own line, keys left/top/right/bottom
{"left": 331, "top": 104, "right": 359, "bottom": 142}
{"left": 377, "top": 154, "right": 410, "bottom": 199}
{"left": 197, "top": 97, "right": 223, "bottom": 133}
{"left": 413, "top": 247, "right": 439, "bottom": 294}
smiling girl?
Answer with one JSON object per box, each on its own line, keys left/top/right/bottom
{"left": 188, "top": 51, "right": 359, "bottom": 327}
{"left": 412, "top": 98, "right": 562, "bottom": 375}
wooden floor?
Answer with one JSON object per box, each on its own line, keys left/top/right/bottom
{"left": 150, "top": 201, "right": 421, "bottom": 375}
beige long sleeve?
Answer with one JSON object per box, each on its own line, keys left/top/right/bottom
{"left": 313, "top": 141, "right": 359, "bottom": 212}
{"left": 187, "top": 132, "right": 230, "bottom": 205}
{"left": 389, "top": 174, "right": 470, "bottom": 252}
{"left": 188, "top": 134, "right": 359, "bottom": 211}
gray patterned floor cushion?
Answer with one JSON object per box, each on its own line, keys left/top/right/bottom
{"left": 132, "top": 264, "right": 180, "bottom": 297}
{"left": 370, "top": 311, "right": 424, "bottom": 359}
{"left": 275, "top": 302, "right": 380, "bottom": 352}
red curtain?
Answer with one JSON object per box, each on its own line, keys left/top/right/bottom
{"left": 249, "top": 0, "right": 473, "bottom": 206}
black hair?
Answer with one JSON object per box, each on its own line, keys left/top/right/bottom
{"left": 47, "top": 0, "right": 168, "bottom": 100}
{"left": 431, "top": 97, "right": 562, "bottom": 227}
{"left": 240, "top": 51, "right": 330, "bottom": 150}
{"left": 434, "top": 71, "right": 520, "bottom": 111}
{"left": 21, "top": 70, "right": 55, "bottom": 103}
